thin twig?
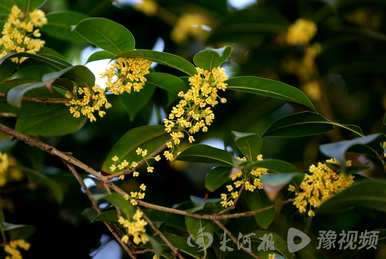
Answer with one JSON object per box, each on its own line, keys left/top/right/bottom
{"left": 142, "top": 212, "right": 184, "bottom": 259}
{"left": 0, "top": 123, "right": 105, "bottom": 181}
{"left": 213, "top": 220, "right": 260, "bottom": 259}
{"left": 0, "top": 92, "right": 67, "bottom": 104}
{"left": 66, "top": 163, "right": 136, "bottom": 259}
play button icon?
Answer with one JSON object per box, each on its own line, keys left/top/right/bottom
{"left": 287, "top": 227, "right": 311, "bottom": 253}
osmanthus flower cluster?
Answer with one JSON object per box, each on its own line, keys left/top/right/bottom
{"left": 288, "top": 159, "right": 354, "bottom": 217}
{"left": 118, "top": 209, "right": 149, "bottom": 245}
{"left": 0, "top": 152, "right": 23, "bottom": 186}
{"left": 102, "top": 57, "right": 152, "bottom": 95}
{"left": 0, "top": 5, "right": 47, "bottom": 63}
{"left": 133, "top": 0, "right": 158, "bottom": 16}
{"left": 285, "top": 18, "right": 317, "bottom": 46}
{"left": 3, "top": 239, "right": 30, "bottom": 259}
{"left": 220, "top": 155, "right": 268, "bottom": 208}
{"left": 65, "top": 85, "right": 112, "bottom": 122}
{"left": 171, "top": 13, "right": 211, "bottom": 43}
{"left": 163, "top": 67, "right": 228, "bottom": 161}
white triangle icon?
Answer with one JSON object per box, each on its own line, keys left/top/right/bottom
{"left": 287, "top": 227, "right": 311, "bottom": 253}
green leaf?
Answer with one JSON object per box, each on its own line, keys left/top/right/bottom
{"left": 86, "top": 50, "right": 115, "bottom": 63}
{"left": 0, "top": 59, "right": 16, "bottom": 81}
{"left": 0, "top": 0, "right": 46, "bottom": 13}
{"left": 193, "top": 46, "right": 232, "bottom": 69}
{"left": 6, "top": 82, "right": 45, "bottom": 107}
{"left": 261, "top": 172, "right": 302, "bottom": 187}
{"left": 0, "top": 52, "right": 70, "bottom": 69}
{"left": 227, "top": 76, "right": 315, "bottom": 110}
{"left": 263, "top": 112, "right": 363, "bottom": 138}
{"left": 185, "top": 217, "right": 216, "bottom": 253}
{"left": 42, "top": 11, "right": 88, "bottom": 43}
{"left": 3, "top": 223, "right": 34, "bottom": 240}
{"left": 102, "top": 125, "right": 169, "bottom": 172}
{"left": 16, "top": 103, "right": 86, "bottom": 136}
{"left": 82, "top": 208, "right": 117, "bottom": 223}
{"left": 42, "top": 65, "right": 95, "bottom": 89}
{"left": 120, "top": 84, "right": 155, "bottom": 121}
{"left": 177, "top": 144, "right": 234, "bottom": 167}
{"left": 254, "top": 231, "right": 294, "bottom": 259}
{"left": 146, "top": 72, "right": 188, "bottom": 104}
{"left": 164, "top": 233, "right": 202, "bottom": 257}
{"left": 244, "top": 191, "right": 274, "bottom": 229}
{"left": 232, "top": 131, "right": 262, "bottom": 160}
{"left": 205, "top": 167, "right": 231, "bottom": 192}
{"left": 318, "top": 180, "right": 386, "bottom": 214}
{"left": 74, "top": 17, "right": 135, "bottom": 54}
{"left": 99, "top": 193, "right": 135, "bottom": 218}
{"left": 319, "top": 133, "right": 384, "bottom": 166}
{"left": 120, "top": 49, "right": 196, "bottom": 75}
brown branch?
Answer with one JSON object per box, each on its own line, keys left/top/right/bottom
{"left": 0, "top": 92, "right": 67, "bottom": 104}
{"left": 0, "top": 123, "right": 106, "bottom": 181}
{"left": 142, "top": 212, "right": 184, "bottom": 259}
{"left": 66, "top": 163, "right": 136, "bottom": 259}
{"left": 213, "top": 220, "right": 260, "bottom": 259}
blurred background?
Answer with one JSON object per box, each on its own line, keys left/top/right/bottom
{"left": 1, "top": 0, "right": 385, "bottom": 258}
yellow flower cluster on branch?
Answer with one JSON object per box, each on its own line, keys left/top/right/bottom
{"left": 171, "top": 13, "right": 211, "bottom": 43}
{"left": 65, "top": 85, "right": 111, "bottom": 122}
{"left": 109, "top": 148, "right": 161, "bottom": 178}
{"left": 285, "top": 18, "right": 317, "bottom": 45}
{"left": 134, "top": 0, "right": 158, "bottom": 16}
{"left": 102, "top": 57, "right": 152, "bottom": 95}
{"left": 118, "top": 209, "right": 149, "bottom": 245}
{"left": 289, "top": 159, "right": 354, "bottom": 217}
{"left": 220, "top": 155, "right": 268, "bottom": 208}
{"left": 163, "top": 67, "right": 228, "bottom": 161}
{"left": 0, "top": 5, "right": 47, "bottom": 63}
{"left": 4, "top": 239, "right": 30, "bottom": 259}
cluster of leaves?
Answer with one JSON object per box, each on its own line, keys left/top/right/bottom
{"left": 0, "top": 0, "right": 385, "bottom": 259}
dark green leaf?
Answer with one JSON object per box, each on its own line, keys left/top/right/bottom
{"left": 0, "top": 52, "right": 70, "bottom": 69}
{"left": 177, "top": 144, "right": 234, "bottom": 167}
{"left": 243, "top": 159, "right": 298, "bottom": 173}
{"left": 16, "top": 103, "right": 86, "bottom": 136}
{"left": 74, "top": 17, "right": 135, "bottom": 54}
{"left": 232, "top": 131, "right": 262, "bottom": 160}
{"left": 244, "top": 191, "right": 274, "bottom": 229}
{"left": 102, "top": 125, "right": 169, "bottom": 172}
{"left": 42, "top": 11, "right": 88, "bottom": 43}
{"left": 99, "top": 193, "right": 135, "bottom": 218}
{"left": 320, "top": 133, "right": 384, "bottom": 166}
{"left": 193, "top": 46, "right": 232, "bottom": 69}
{"left": 261, "top": 172, "right": 302, "bottom": 187}
{"left": 120, "top": 84, "right": 155, "bottom": 121}
{"left": 227, "top": 76, "right": 315, "bottom": 110}
{"left": 42, "top": 65, "right": 95, "bottom": 89}
{"left": 86, "top": 50, "right": 115, "bottom": 63}
{"left": 318, "top": 180, "right": 386, "bottom": 214}
{"left": 7, "top": 82, "right": 45, "bottom": 107}
{"left": 147, "top": 72, "right": 188, "bottom": 104}
{"left": 205, "top": 167, "right": 231, "bottom": 192}
{"left": 120, "top": 49, "right": 196, "bottom": 75}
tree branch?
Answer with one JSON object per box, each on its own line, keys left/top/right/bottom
{"left": 0, "top": 92, "right": 67, "bottom": 104}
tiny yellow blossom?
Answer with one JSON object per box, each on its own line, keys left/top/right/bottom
{"left": 65, "top": 85, "right": 111, "bottom": 122}
{"left": 112, "top": 155, "right": 119, "bottom": 162}
{"left": 302, "top": 80, "right": 321, "bottom": 101}
{"left": 134, "top": 0, "right": 158, "bottom": 16}
{"left": 289, "top": 160, "right": 354, "bottom": 217}
{"left": 147, "top": 166, "right": 154, "bottom": 173}
{"left": 154, "top": 155, "right": 161, "bottom": 161}
{"left": 118, "top": 209, "right": 149, "bottom": 245}
{"left": 4, "top": 239, "right": 30, "bottom": 259}
{"left": 0, "top": 5, "right": 47, "bottom": 63}
{"left": 286, "top": 18, "right": 317, "bottom": 45}
{"left": 163, "top": 67, "right": 228, "bottom": 159}
{"left": 171, "top": 13, "right": 211, "bottom": 43}
{"left": 102, "top": 57, "right": 152, "bottom": 95}
{"left": 220, "top": 155, "right": 268, "bottom": 208}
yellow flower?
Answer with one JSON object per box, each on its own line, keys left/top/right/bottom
{"left": 4, "top": 239, "right": 30, "bottom": 259}
{"left": 118, "top": 209, "right": 149, "bottom": 245}
{"left": 0, "top": 5, "right": 47, "bottom": 63}
{"left": 163, "top": 67, "right": 227, "bottom": 158}
{"left": 286, "top": 18, "right": 317, "bottom": 45}
{"left": 171, "top": 13, "right": 211, "bottom": 43}
{"left": 65, "top": 85, "right": 111, "bottom": 122}
{"left": 302, "top": 80, "right": 321, "bottom": 101}
{"left": 102, "top": 57, "right": 152, "bottom": 95}
{"left": 220, "top": 156, "right": 268, "bottom": 208}
{"left": 134, "top": 0, "right": 158, "bottom": 16}
{"left": 289, "top": 160, "right": 354, "bottom": 217}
